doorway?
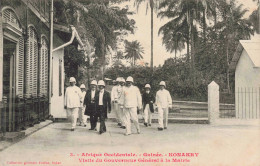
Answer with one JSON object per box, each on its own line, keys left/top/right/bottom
{"left": 3, "top": 39, "right": 16, "bottom": 132}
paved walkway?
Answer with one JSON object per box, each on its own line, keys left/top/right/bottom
{"left": 0, "top": 121, "right": 259, "bottom": 166}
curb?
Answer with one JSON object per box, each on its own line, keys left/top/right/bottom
{"left": 0, "top": 120, "right": 53, "bottom": 152}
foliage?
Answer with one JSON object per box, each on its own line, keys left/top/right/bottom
{"left": 124, "top": 40, "right": 144, "bottom": 66}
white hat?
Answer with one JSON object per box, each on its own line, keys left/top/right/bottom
{"left": 80, "top": 84, "right": 86, "bottom": 89}
{"left": 90, "top": 80, "right": 97, "bottom": 85}
{"left": 120, "top": 77, "right": 126, "bottom": 83}
{"left": 159, "top": 81, "right": 166, "bottom": 87}
{"left": 98, "top": 80, "right": 105, "bottom": 86}
{"left": 116, "top": 77, "right": 121, "bottom": 82}
{"left": 69, "top": 77, "right": 76, "bottom": 82}
{"left": 126, "top": 76, "right": 134, "bottom": 83}
{"left": 145, "top": 84, "right": 151, "bottom": 88}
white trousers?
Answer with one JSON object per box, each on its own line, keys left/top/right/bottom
{"left": 144, "top": 104, "right": 152, "bottom": 124}
{"left": 78, "top": 106, "right": 87, "bottom": 126}
{"left": 66, "top": 107, "right": 79, "bottom": 129}
{"left": 124, "top": 107, "right": 140, "bottom": 134}
{"left": 113, "top": 103, "right": 125, "bottom": 126}
{"left": 113, "top": 102, "right": 120, "bottom": 123}
{"left": 158, "top": 107, "right": 169, "bottom": 128}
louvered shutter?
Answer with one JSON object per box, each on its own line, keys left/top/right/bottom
{"left": 40, "top": 37, "right": 48, "bottom": 96}
{"left": 16, "top": 37, "right": 24, "bottom": 97}
{"left": 26, "top": 27, "right": 38, "bottom": 97}
{"left": 3, "top": 9, "right": 20, "bottom": 29}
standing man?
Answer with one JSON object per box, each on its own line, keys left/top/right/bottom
{"left": 155, "top": 81, "right": 172, "bottom": 131}
{"left": 79, "top": 84, "right": 87, "bottom": 127}
{"left": 64, "top": 77, "right": 82, "bottom": 131}
{"left": 142, "top": 84, "right": 155, "bottom": 127}
{"left": 111, "top": 77, "right": 123, "bottom": 126}
{"left": 120, "top": 76, "right": 142, "bottom": 136}
{"left": 118, "top": 78, "right": 126, "bottom": 129}
{"left": 84, "top": 80, "right": 98, "bottom": 130}
{"left": 96, "top": 80, "right": 111, "bottom": 134}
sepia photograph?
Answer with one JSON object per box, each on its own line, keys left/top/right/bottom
{"left": 0, "top": 0, "right": 259, "bottom": 165}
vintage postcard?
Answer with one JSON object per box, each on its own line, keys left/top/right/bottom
{"left": 0, "top": 0, "right": 260, "bottom": 165}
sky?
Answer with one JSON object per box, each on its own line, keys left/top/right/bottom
{"left": 117, "top": 0, "right": 258, "bottom": 67}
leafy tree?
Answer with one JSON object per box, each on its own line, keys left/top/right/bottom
{"left": 124, "top": 40, "right": 144, "bottom": 66}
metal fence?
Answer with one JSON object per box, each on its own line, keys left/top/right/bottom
{"left": 0, "top": 95, "right": 49, "bottom": 135}
{"left": 220, "top": 87, "right": 260, "bottom": 119}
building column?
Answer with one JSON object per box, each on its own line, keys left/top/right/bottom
{"left": 208, "top": 81, "right": 219, "bottom": 124}
{"left": 0, "top": 7, "right": 3, "bottom": 102}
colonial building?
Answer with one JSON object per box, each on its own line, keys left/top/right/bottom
{"left": 230, "top": 36, "right": 260, "bottom": 119}
{"left": 0, "top": 0, "right": 85, "bottom": 137}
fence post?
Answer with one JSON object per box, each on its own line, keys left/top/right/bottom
{"left": 208, "top": 81, "right": 219, "bottom": 124}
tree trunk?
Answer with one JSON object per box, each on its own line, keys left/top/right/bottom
{"left": 187, "top": 38, "right": 190, "bottom": 62}
{"left": 203, "top": 10, "right": 206, "bottom": 44}
{"left": 258, "top": 5, "right": 260, "bottom": 34}
{"left": 226, "top": 39, "right": 230, "bottom": 94}
{"left": 150, "top": 0, "right": 154, "bottom": 69}
{"left": 175, "top": 49, "right": 177, "bottom": 62}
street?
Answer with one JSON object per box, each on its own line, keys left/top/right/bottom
{"left": 0, "top": 120, "right": 259, "bottom": 166}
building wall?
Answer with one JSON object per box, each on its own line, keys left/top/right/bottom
{"left": 235, "top": 50, "right": 260, "bottom": 118}
{"left": 51, "top": 34, "right": 66, "bottom": 118}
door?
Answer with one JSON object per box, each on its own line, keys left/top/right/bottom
{"left": 3, "top": 39, "right": 16, "bottom": 132}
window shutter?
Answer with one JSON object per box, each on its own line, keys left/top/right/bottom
{"left": 26, "top": 27, "right": 38, "bottom": 97}
{"left": 16, "top": 37, "right": 24, "bottom": 97}
{"left": 40, "top": 37, "right": 48, "bottom": 96}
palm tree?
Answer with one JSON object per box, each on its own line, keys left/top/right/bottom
{"left": 134, "top": 0, "right": 162, "bottom": 69}
{"left": 158, "top": 0, "right": 199, "bottom": 71}
{"left": 253, "top": 0, "right": 260, "bottom": 33}
{"left": 124, "top": 40, "right": 144, "bottom": 66}
{"left": 216, "top": 0, "right": 254, "bottom": 93}
{"left": 58, "top": 0, "right": 135, "bottom": 78}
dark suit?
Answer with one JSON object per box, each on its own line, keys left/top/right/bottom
{"left": 142, "top": 92, "right": 155, "bottom": 113}
{"left": 96, "top": 90, "right": 111, "bottom": 134}
{"left": 84, "top": 90, "right": 98, "bottom": 129}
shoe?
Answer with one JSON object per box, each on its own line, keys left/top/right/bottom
{"left": 148, "top": 124, "right": 151, "bottom": 126}
{"left": 164, "top": 127, "right": 167, "bottom": 129}
{"left": 89, "top": 128, "right": 94, "bottom": 130}
{"left": 158, "top": 127, "right": 163, "bottom": 131}
{"left": 94, "top": 128, "right": 97, "bottom": 131}
{"left": 144, "top": 123, "right": 148, "bottom": 127}
{"left": 137, "top": 130, "right": 141, "bottom": 134}
{"left": 71, "top": 129, "right": 75, "bottom": 131}
{"left": 121, "top": 126, "right": 126, "bottom": 129}
{"left": 124, "top": 133, "right": 131, "bottom": 136}
{"left": 99, "top": 131, "right": 103, "bottom": 135}
{"left": 117, "top": 123, "right": 122, "bottom": 126}
{"left": 84, "top": 125, "right": 87, "bottom": 127}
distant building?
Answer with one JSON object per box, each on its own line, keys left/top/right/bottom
{"left": 230, "top": 36, "right": 260, "bottom": 119}
{"left": 0, "top": 0, "right": 85, "bottom": 134}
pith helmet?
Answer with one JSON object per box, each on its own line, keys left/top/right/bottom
{"left": 90, "top": 80, "right": 97, "bottom": 85}
{"left": 98, "top": 80, "right": 105, "bottom": 86}
{"left": 80, "top": 84, "right": 86, "bottom": 89}
{"left": 159, "top": 81, "right": 166, "bottom": 87}
{"left": 69, "top": 77, "right": 76, "bottom": 82}
{"left": 126, "top": 76, "right": 134, "bottom": 83}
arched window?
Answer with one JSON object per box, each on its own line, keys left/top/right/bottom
{"left": 40, "top": 37, "right": 48, "bottom": 96}
{"left": 26, "top": 26, "right": 38, "bottom": 97}
{"left": 2, "top": 7, "right": 24, "bottom": 97}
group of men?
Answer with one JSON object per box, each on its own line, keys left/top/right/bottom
{"left": 64, "top": 76, "right": 172, "bottom": 136}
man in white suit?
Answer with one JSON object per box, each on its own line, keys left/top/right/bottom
{"left": 120, "top": 76, "right": 142, "bottom": 136}
{"left": 64, "top": 77, "right": 83, "bottom": 131}
{"left": 155, "top": 81, "right": 172, "bottom": 131}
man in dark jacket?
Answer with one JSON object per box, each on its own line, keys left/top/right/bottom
{"left": 84, "top": 80, "right": 98, "bottom": 130}
{"left": 96, "top": 80, "right": 111, "bottom": 134}
{"left": 142, "top": 84, "right": 155, "bottom": 127}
